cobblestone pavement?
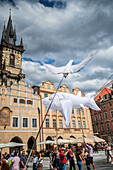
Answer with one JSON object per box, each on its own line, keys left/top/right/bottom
{"left": 27, "top": 151, "right": 113, "bottom": 170}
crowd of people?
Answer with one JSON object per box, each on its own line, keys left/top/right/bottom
{"left": 0, "top": 149, "right": 43, "bottom": 170}
{"left": 49, "top": 142, "right": 95, "bottom": 170}
{"left": 0, "top": 142, "right": 113, "bottom": 170}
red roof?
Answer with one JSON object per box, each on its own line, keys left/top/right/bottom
{"left": 95, "top": 88, "right": 111, "bottom": 101}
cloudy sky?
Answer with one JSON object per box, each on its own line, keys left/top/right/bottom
{"left": 0, "top": 0, "right": 113, "bottom": 94}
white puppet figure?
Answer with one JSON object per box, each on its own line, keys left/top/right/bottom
{"left": 42, "top": 91, "right": 100, "bottom": 127}
{"left": 43, "top": 51, "right": 98, "bottom": 75}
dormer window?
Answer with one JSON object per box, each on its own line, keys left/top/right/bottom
{"left": 10, "top": 54, "right": 15, "bottom": 66}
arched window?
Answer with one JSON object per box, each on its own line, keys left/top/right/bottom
{"left": 10, "top": 54, "right": 15, "bottom": 66}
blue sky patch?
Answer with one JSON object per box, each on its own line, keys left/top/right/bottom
{"left": 39, "top": 0, "right": 66, "bottom": 9}
{"left": 22, "top": 57, "right": 43, "bottom": 65}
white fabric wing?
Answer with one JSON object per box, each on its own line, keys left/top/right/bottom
{"left": 60, "top": 100, "right": 73, "bottom": 127}
{"left": 43, "top": 63, "right": 66, "bottom": 74}
{"left": 43, "top": 51, "right": 98, "bottom": 74}
{"left": 71, "top": 52, "right": 97, "bottom": 73}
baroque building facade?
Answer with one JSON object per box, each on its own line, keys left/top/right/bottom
{"left": 91, "top": 87, "right": 113, "bottom": 142}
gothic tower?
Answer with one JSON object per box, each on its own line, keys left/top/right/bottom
{"left": 0, "top": 9, "right": 25, "bottom": 88}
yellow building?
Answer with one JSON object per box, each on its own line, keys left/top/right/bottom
{"left": 33, "top": 81, "right": 94, "bottom": 148}
{"left": 0, "top": 80, "right": 40, "bottom": 152}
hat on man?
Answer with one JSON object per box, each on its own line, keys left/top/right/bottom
{"left": 59, "top": 148, "right": 62, "bottom": 152}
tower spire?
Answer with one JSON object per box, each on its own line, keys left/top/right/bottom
{"left": 20, "top": 33, "right": 23, "bottom": 47}
{"left": 3, "top": 18, "right": 5, "bottom": 31}
{"left": 1, "top": 18, "right": 6, "bottom": 43}
{"left": 14, "top": 23, "right": 16, "bottom": 43}
{"left": 9, "top": 8, "right": 11, "bottom": 18}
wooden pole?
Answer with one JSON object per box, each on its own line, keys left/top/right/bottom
{"left": 56, "top": 110, "right": 58, "bottom": 147}
{"left": 79, "top": 109, "right": 84, "bottom": 141}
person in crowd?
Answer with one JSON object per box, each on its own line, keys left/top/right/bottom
{"left": 20, "top": 151, "right": 27, "bottom": 170}
{"left": 106, "top": 143, "right": 111, "bottom": 163}
{"left": 76, "top": 147, "right": 84, "bottom": 170}
{"left": 4, "top": 152, "right": 9, "bottom": 162}
{"left": 0, "top": 159, "right": 10, "bottom": 170}
{"left": 11, "top": 152, "right": 20, "bottom": 170}
{"left": 86, "top": 143, "right": 95, "bottom": 170}
{"left": 69, "top": 145, "right": 76, "bottom": 170}
{"left": 49, "top": 150, "right": 53, "bottom": 170}
{"left": 37, "top": 152, "right": 43, "bottom": 169}
{"left": 8, "top": 153, "right": 14, "bottom": 168}
{"left": 84, "top": 148, "right": 91, "bottom": 170}
{"left": 109, "top": 147, "right": 113, "bottom": 164}
{"left": 59, "top": 148, "right": 69, "bottom": 170}
{"left": 55, "top": 149, "right": 60, "bottom": 170}
{"left": 52, "top": 149, "right": 57, "bottom": 170}
{"left": 32, "top": 154, "right": 38, "bottom": 170}
{"left": 94, "top": 143, "right": 98, "bottom": 153}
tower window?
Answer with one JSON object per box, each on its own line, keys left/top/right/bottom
{"left": 14, "top": 98, "right": 17, "bottom": 103}
{"left": 20, "top": 99, "right": 25, "bottom": 104}
{"left": 10, "top": 54, "right": 15, "bottom": 66}
{"left": 27, "top": 100, "right": 32, "bottom": 105}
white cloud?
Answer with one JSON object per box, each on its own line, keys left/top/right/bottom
{"left": 0, "top": 0, "right": 113, "bottom": 93}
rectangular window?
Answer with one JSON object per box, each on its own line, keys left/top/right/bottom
{"left": 44, "top": 93, "right": 48, "bottom": 98}
{"left": 59, "top": 119, "right": 63, "bottom": 128}
{"left": 78, "top": 120, "right": 81, "bottom": 128}
{"left": 96, "top": 124, "right": 100, "bottom": 132}
{"left": 103, "top": 105, "right": 106, "bottom": 109}
{"left": 99, "top": 114, "right": 102, "bottom": 121}
{"left": 104, "top": 112, "right": 108, "bottom": 119}
{"left": 109, "top": 102, "right": 112, "bottom": 107}
{"left": 104, "top": 94, "right": 107, "bottom": 100}
{"left": 101, "top": 124, "right": 104, "bottom": 132}
{"left": 64, "top": 89, "right": 66, "bottom": 92}
{"left": 95, "top": 115, "right": 97, "bottom": 121}
{"left": 12, "top": 117, "right": 18, "bottom": 128}
{"left": 32, "top": 118, "right": 37, "bottom": 128}
{"left": 76, "top": 109, "right": 80, "bottom": 114}
{"left": 72, "top": 120, "right": 76, "bottom": 128}
{"left": 47, "top": 85, "right": 50, "bottom": 89}
{"left": 111, "top": 111, "right": 113, "bottom": 118}
{"left": 83, "top": 121, "right": 86, "bottom": 128}
{"left": 81, "top": 109, "right": 84, "bottom": 115}
{"left": 27, "top": 100, "right": 32, "bottom": 105}
{"left": 106, "top": 123, "right": 110, "bottom": 131}
{"left": 46, "top": 119, "right": 50, "bottom": 128}
{"left": 72, "top": 109, "right": 74, "bottom": 114}
{"left": 23, "top": 118, "right": 28, "bottom": 128}
{"left": 45, "top": 107, "right": 48, "bottom": 112}
{"left": 53, "top": 119, "right": 56, "bottom": 128}
{"left": 14, "top": 98, "right": 17, "bottom": 103}
{"left": 20, "top": 99, "right": 25, "bottom": 104}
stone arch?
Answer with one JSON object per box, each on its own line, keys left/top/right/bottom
{"left": 10, "top": 136, "right": 23, "bottom": 156}
{"left": 70, "top": 135, "right": 76, "bottom": 139}
{"left": 46, "top": 136, "right": 53, "bottom": 150}
{"left": 27, "top": 136, "right": 36, "bottom": 151}
{"left": 10, "top": 136, "right": 23, "bottom": 143}
{"left": 57, "top": 136, "right": 64, "bottom": 147}
{"left": 57, "top": 136, "right": 63, "bottom": 139}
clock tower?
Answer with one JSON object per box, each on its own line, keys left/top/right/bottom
{"left": 0, "top": 9, "right": 25, "bottom": 88}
